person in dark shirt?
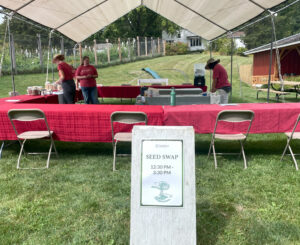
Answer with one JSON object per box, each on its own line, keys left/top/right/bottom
{"left": 53, "top": 54, "right": 76, "bottom": 104}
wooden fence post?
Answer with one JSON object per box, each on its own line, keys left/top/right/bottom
{"left": 145, "top": 37, "right": 148, "bottom": 56}
{"left": 157, "top": 37, "right": 160, "bottom": 54}
{"left": 37, "top": 34, "right": 43, "bottom": 70}
{"left": 128, "top": 38, "right": 131, "bottom": 60}
{"left": 94, "top": 39, "right": 98, "bottom": 65}
{"left": 79, "top": 43, "right": 82, "bottom": 65}
{"left": 106, "top": 39, "right": 110, "bottom": 63}
{"left": 60, "top": 37, "right": 64, "bottom": 55}
{"left": 151, "top": 37, "right": 154, "bottom": 56}
{"left": 163, "top": 40, "right": 166, "bottom": 56}
{"left": 137, "top": 36, "right": 140, "bottom": 57}
{"left": 118, "top": 37, "right": 122, "bottom": 62}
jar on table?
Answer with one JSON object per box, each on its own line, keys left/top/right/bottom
{"left": 45, "top": 81, "right": 51, "bottom": 90}
{"left": 27, "top": 87, "right": 33, "bottom": 95}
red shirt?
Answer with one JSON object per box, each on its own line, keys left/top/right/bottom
{"left": 75, "top": 65, "right": 98, "bottom": 87}
{"left": 57, "top": 62, "right": 74, "bottom": 81}
{"left": 213, "top": 64, "right": 231, "bottom": 89}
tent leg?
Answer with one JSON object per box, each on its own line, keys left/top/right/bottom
{"left": 7, "top": 18, "right": 16, "bottom": 95}
{"left": 267, "top": 13, "right": 275, "bottom": 103}
{"left": 230, "top": 36, "right": 234, "bottom": 101}
{"left": 209, "top": 42, "right": 212, "bottom": 90}
{"left": 46, "top": 30, "right": 53, "bottom": 83}
{"left": 51, "top": 36, "right": 54, "bottom": 82}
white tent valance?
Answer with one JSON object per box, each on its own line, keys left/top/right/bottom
{"left": 0, "top": 0, "right": 287, "bottom": 42}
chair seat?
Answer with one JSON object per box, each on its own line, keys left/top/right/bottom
{"left": 285, "top": 132, "right": 300, "bottom": 139}
{"left": 215, "top": 133, "right": 246, "bottom": 140}
{"left": 114, "top": 132, "right": 132, "bottom": 142}
{"left": 18, "top": 131, "right": 53, "bottom": 139}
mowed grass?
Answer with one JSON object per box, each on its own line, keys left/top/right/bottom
{"left": 0, "top": 53, "right": 300, "bottom": 245}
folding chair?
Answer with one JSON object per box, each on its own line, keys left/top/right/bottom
{"left": 281, "top": 114, "right": 300, "bottom": 170}
{"left": 208, "top": 110, "right": 254, "bottom": 169}
{"left": 8, "top": 109, "right": 58, "bottom": 169}
{"left": 111, "top": 111, "right": 147, "bottom": 171}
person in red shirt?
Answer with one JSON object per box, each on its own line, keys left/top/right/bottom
{"left": 53, "top": 54, "right": 76, "bottom": 104}
{"left": 75, "top": 56, "right": 99, "bottom": 104}
{"left": 205, "top": 58, "right": 231, "bottom": 104}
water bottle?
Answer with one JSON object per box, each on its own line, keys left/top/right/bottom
{"left": 170, "top": 87, "right": 176, "bottom": 106}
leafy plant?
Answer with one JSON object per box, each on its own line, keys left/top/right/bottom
{"left": 166, "top": 42, "right": 188, "bottom": 55}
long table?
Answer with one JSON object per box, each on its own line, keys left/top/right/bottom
{"left": 0, "top": 94, "right": 58, "bottom": 104}
{"left": 163, "top": 103, "right": 300, "bottom": 134}
{"left": 96, "top": 85, "right": 207, "bottom": 99}
{"left": 0, "top": 103, "right": 164, "bottom": 142}
{"left": 1, "top": 95, "right": 300, "bottom": 142}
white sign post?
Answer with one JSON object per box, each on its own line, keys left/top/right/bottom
{"left": 130, "top": 126, "right": 196, "bottom": 245}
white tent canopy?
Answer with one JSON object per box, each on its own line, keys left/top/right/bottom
{"left": 0, "top": 0, "right": 287, "bottom": 42}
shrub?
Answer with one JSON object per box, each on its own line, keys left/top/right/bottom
{"left": 236, "top": 47, "right": 248, "bottom": 56}
{"left": 166, "top": 42, "right": 188, "bottom": 55}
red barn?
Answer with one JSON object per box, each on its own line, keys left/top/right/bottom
{"left": 244, "top": 33, "right": 300, "bottom": 84}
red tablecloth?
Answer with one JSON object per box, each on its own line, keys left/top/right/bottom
{"left": 0, "top": 95, "right": 46, "bottom": 104}
{"left": 0, "top": 94, "right": 58, "bottom": 104}
{"left": 96, "top": 85, "right": 207, "bottom": 99}
{"left": 0, "top": 104, "right": 164, "bottom": 142}
{"left": 76, "top": 85, "right": 208, "bottom": 100}
{"left": 163, "top": 103, "right": 300, "bottom": 134}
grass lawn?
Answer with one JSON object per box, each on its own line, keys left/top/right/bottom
{"left": 0, "top": 53, "right": 300, "bottom": 245}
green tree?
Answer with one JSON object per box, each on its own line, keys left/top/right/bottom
{"left": 242, "top": 0, "right": 300, "bottom": 49}
{"left": 87, "top": 6, "right": 179, "bottom": 41}
{"left": 212, "top": 37, "right": 236, "bottom": 55}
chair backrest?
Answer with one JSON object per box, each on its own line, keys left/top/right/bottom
{"left": 8, "top": 109, "right": 45, "bottom": 121}
{"left": 213, "top": 110, "right": 254, "bottom": 137}
{"left": 217, "top": 110, "right": 254, "bottom": 123}
{"left": 8, "top": 109, "right": 50, "bottom": 136}
{"left": 110, "top": 111, "right": 148, "bottom": 140}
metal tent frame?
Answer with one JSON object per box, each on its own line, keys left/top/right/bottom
{"left": 1, "top": 0, "right": 299, "bottom": 99}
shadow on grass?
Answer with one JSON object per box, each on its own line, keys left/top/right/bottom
{"left": 244, "top": 219, "right": 300, "bottom": 245}
{"left": 195, "top": 134, "right": 300, "bottom": 156}
{"left": 197, "top": 201, "right": 236, "bottom": 245}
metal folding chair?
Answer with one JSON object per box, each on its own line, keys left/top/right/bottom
{"left": 208, "top": 110, "right": 254, "bottom": 169}
{"left": 281, "top": 114, "right": 300, "bottom": 170}
{"left": 8, "top": 109, "right": 58, "bottom": 169}
{"left": 110, "top": 111, "right": 147, "bottom": 171}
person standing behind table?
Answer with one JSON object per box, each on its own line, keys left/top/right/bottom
{"left": 53, "top": 54, "right": 76, "bottom": 104}
{"left": 75, "top": 56, "right": 99, "bottom": 104}
{"left": 205, "top": 58, "right": 231, "bottom": 104}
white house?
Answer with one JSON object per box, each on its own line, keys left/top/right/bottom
{"left": 162, "top": 29, "right": 208, "bottom": 51}
{"left": 228, "top": 32, "right": 246, "bottom": 48}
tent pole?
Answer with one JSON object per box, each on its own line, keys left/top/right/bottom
{"left": 209, "top": 42, "right": 212, "bottom": 90}
{"left": 267, "top": 13, "right": 275, "bottom": 103}
{"left": 230, "top": 36, "right": 234, "bottom": 100}
{"left": 73, "top": 43, "right": 78, "bottom": 67}
{"left": 46, "top": 31, "right": 53, "bottom": 82}
{"left": 7, "top": 17, "right": 16, "bottom": 95}
{"left": 51, "top": 35, "right": 54, "bottom": 82}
